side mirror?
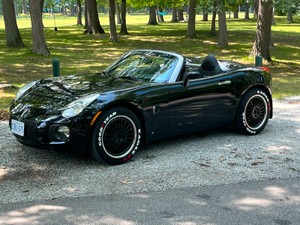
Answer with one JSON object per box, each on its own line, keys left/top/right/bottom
{"left": 183, "top": 72, "right": 201, "bottom": 88}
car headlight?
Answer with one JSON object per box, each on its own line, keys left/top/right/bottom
{"left": 15, "top": 81, "right": 37, "bottom": 101}
{"left": 62, "top": 93, "right": 99, "bottom": 118}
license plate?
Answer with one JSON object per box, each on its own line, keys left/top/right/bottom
{"left": 11, "top": 119, "right": 25, "bottom": 137}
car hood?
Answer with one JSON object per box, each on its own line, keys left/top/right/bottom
{"left": 35, "top": 73, "right": 148, "bottom": 97}
{"left": 13, "top": 73, "right": 149, "bottom": 118}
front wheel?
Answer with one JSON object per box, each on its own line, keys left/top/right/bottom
{"left": 234, "top": 88, "right": 271, "bottom": 135}
{"left": 90, "top": 107, "right": 142, "bottom": 164}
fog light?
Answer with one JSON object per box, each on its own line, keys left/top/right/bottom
{"left": 55, "top": 126, "right": 70, "bottom": 141}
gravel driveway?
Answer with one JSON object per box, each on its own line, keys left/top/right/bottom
{"left": 1, "top": 98, "right": 300, "bottom": 205}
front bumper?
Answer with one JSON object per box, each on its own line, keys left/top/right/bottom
{"left": 9, "top": 115, "right": 91, "bottom": 153}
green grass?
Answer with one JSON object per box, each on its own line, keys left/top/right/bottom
{"left": 0, "top": 13, "right": 300, "bottom": 116}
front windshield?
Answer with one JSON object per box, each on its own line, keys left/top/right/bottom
{"left": 106, "top": 51, "right": 178, "bottom": 83}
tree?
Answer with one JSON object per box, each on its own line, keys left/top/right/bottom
{"left": 233, "top": 9, "right": 238, "bottom": 18}
{"left": 148, "top": 5, "right": 158, "bottom": 25}
{"left": 84, "top": 0, "right": 88, "bottom": 28}
{"left": 115, "top": 1, "right": 121, "bottom": 24}
{"left": 29, "top": 0, "right": 50, "bottom": 55}
{"left": 77, "top": 0, "right": 83, "bottom": 25}
{"left": 84, "top": 0, "right": 105, "bottom": 34}
{"left": 253, "top": 0, "right": 258, "bottom": 18}
{"left": 120, "top": 0, "right": 129, "bottom": 34}
{"left": 251, "top": 0, "right": 273, "bottom": 62}
{"left": 157, "top": 7, "right": 165, "bottom": 22}
{"left": 23, "top": 0, "right": 27, "bottom": 14}
{"left": 178, "top": 8, "right": 184, "bottom": 21}
{"left": 171, "top": 7, "right": 178, "bottom": 22}
{"left": 2, "top": 0, "right": 24, "bottom": 47}
{"left": 210, "top": 0, "right": 217, "bottom": 36}
{"left": 185, "top": 0, "right": 197, "bottom": 39}
{"left": 109, "top": 0, "right": 118, "bottom": 42}
{"left": 218, "top": 0, "right": 228, "bottom": 48}
{"left": 273, "top": 0, "right": 299, "bottom": 23}
{"left": 244, "top": 0, "right": 250, "bottom": 19}
{"left": 272, "top": 7, "right": 275, "bottom": 24}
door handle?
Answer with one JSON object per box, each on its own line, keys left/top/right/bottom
{"left": 218, "top": 80, "right": 231, "bottom": 85}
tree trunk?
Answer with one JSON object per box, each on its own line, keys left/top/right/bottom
{"left": 84, "top": 0, "right": 88, "bottom": 28}
{"left": 85, "top": 0, "right": 105, "bottom": 34}
{"left": 251, "top": 0, "right": 272, "bottom": 62}
{"left": 228, "top": 9, "right": 231, "bottom": 18}
{"left": 233, "top": 9, "right": 238, "bottom": 18}
{"left": 29, "top": 0, "right": 50, "bottom": 55}
{"left": 287, "top": 9, "right": 293, "bottom": 23}
{"left": 109, "top": 0, "right": 117, "bottom": 42}
{"left": 245, "top": 3, "right": 249, "bottom": 19}
{"left": 40, "top": 0, "right": 44, "bottom": 27}
{"left": 14, "top": 0, "right": 18, "bottom": 16}
{"left": 178, "top": 8, "right": 184, "bottom": 21}
{"left": 77, "top": 0, "right": 83, "bottom": 25}
{"left": 210, "top": 1, "right": 217, "bottom": 36}
{"left": 171, "top": 7, "right": 178, "bottom": 22}
{"left": 157, "top": 7, "right": 164, "bottom": 22}
{"left": 22, "top": 0, "right": 27, "bottom": 14}
{"left": 272, "top": 7, "right": 275, "bottom": 25}
{"left": 254, "top": 0, "right": 259, "bottom": 18}
{"left": 185, "top": 0, "right": 197, "bottom": 39}
{"left": 38, "top": 0, "right": 45, "bottom": 14}
{"left": 202, "top": 6, "right": 208, "bottom": 21}
{"left": 70, "top": 4, "right": 75, "bottom": 16}
{"left": 115, "top": 1, "right": 121, "bottom": 24}
{"left": 203, "top": 12, "right": 208, "bottom": 21}
{"left": 120, "top": 0, "right": 129, "bottom": 34}
{"left": 3, "top": 0, "right": 24, "bottom": 47}
{"left": 218, "top": 0, "right": 228, "bottom": 48}
{"left": 148, "top": 5, "right": 158, "bottom": 25}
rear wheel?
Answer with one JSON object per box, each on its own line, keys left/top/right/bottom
{"left": 91, "top": 107, "right": 142, "bottom": 164}
{"left": 234, "top": 88, "right": 270, "bottom": 135}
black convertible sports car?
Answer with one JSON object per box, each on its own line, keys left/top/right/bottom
{"left": 10, "top": 49, "right": 272, "bottom": 164}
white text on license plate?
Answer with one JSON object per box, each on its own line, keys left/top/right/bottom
{"left": 11, "top": 119, "right": 25, "bottom": 137}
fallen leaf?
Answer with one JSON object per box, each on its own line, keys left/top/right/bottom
{"left": 251, "top": 162, "right": 264, "bottom": 165}
{"left": 138, "top": 180, "right": 146, "bottom": 183}
{"left": 121, "top": 180, "right": 132, "bottom": 184}
{"left": 200, "top": 163, "right": 210, "bottom": 167}
{"left": 192, "top": 161, "right": 210, "bottom": 167}
{"left": 22, "top": 190, "right": 29, "bottom": 193}
{"left": 228, "top": 163, "right": 237, "bottom": 166}
{"left": 45, "top": 197, "right": 57, "bottom": 201}
{"left": 285, "top": 157, "right": 294, "bottom": 162}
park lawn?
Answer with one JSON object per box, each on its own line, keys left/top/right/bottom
{"left": 0, "top": 13, "right": 300, "bottom": 118}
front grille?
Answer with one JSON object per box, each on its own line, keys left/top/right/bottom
{"left": 10, "top": 116, "right": 37, "bottom": 138}
{"left": 24, "top": 120, "right": 37, "bottom": 137}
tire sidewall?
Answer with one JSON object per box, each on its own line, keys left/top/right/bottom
{"left": 237, "top": 89, "right": 270, "bottom": 135}
{"left": 91, "top": 107, "right": 141, "bottom": 164}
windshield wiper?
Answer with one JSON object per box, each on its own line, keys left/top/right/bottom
{"left": 97, "top": 71, "right": 110, "bottom": 77}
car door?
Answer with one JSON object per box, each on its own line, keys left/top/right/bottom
{"left": 140, "top": 83, "right": 170, "bottom": 143}
{"left": 168, "top": 73, "right": 237, "bottom": 136}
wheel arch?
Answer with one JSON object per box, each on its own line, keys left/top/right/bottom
{"left": 91, "top": 100, "right": 147, "bottom": 148}
{"left": 236, "top": 85, "right": 273, "bottom": 120}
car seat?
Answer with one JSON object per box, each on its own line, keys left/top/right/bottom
{"left": 198, "top": 54, "right": 223, "bottom": 76}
